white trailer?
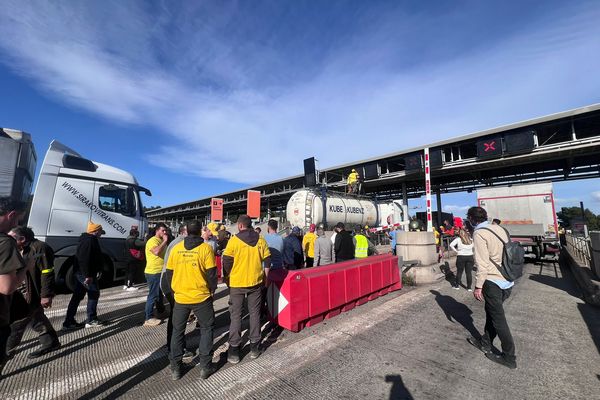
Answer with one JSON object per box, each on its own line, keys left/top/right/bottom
{"left": 477, "top": 182, "right": 558, "bottom": 258}
{"left": 286, "top": 189, "right": 407, "bottom": 230}
{"left": 20, "top": 138, "right": 151, "bottom": 290}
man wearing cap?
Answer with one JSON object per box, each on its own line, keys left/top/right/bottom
{"left": 302, "top": 224, "right": 317, "bottom": 268}
{"left": 63, "top": 221, "right": 106, "bottom": 330}
{"left": 283, "top": 227, "right": 303, "bottom": 269}
{"left": 347, "top": 169, "right": 359, "bottom": 194}
{"left": 334, "top": 222, "right": 355, "bottom": 263}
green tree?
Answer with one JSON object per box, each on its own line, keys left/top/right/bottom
{"left": 556, "top": 207, "right": 600, "bottom": 231}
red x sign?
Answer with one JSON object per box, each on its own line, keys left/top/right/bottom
{"left": 484, "top": 141, "right": 496, "bottom": 152}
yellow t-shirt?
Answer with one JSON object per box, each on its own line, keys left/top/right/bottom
{"left": 167, "top": 241, "right": 216, "bottom": 304}
{"left": 302, "top": 232, "right": 317, "bottom": 258}
{"left": 145, "top": 236, "right": 165, "bottom": 274}
{"left": 222, "top": 235, "right": 270, "bottom": 288}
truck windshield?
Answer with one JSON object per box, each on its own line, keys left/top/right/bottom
{"left": 99, "top": 184, "right": 136, "bottom": 215}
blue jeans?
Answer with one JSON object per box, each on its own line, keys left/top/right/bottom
{"left": 64, "top": 271, "right": 100, "bottom": 324}
{"left": 145, "top": 273, "right": 165, "bottom": 320}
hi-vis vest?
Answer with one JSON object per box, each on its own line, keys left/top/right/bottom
{"left": 355, "top": 235, "right": 368, "bottom": 259}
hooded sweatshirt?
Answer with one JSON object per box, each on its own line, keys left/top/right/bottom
{"left": 166, "top": 235, "right": 217, "bottom": 304}
{"left": 75, "top": 233, "right": 103, "bottom": 277}
{"left": 222, "top": 229, "right": 271, "bottom": 288}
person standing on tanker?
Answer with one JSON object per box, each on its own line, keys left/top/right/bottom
{"left": 222, "top": 215, "right": 271, "bottom": 364}
{"left": 302, "top": 224, "right": 317, "bottom": 268}
{"left": 314, "top": 227, "right": 334, "bottom": 266}
{"left": 467, "top": 206, "right": 517, "bottom": 369}
{"left": 0, "top": 197, "right": 30, "bottom": 376}
{"left": 282, "top": 227, "right": 303, "bottom": 269}
{"left": 449, "top": 228, "right": 474, "bottom": 291}
{"left": 63, "top": 222, "right": 106, "bottom": 330}
{"left": 168, "top": 220, "right": 217, "bottom": 380}
{"left": 7, "top": 227, "right": 60, "bottom": 358}
{"left": 144, "top": 223, "right": 169, "bottom": 327}
{"left": 124, "top": 227, "right": 145, "bottom": 290}
{"left": 334, "top": 222, "right": 355, "bottom": 263}
{"left": 347, "top": 169, "right": 359, "bottom": 194}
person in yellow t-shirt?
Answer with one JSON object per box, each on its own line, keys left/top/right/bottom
{"left": 143, "top": 223, "right": 168, "bottom": 327}
{"left": 167, "top": 220, "right": 217, "bottom": 380}
{"left": 302, "top": 224, "right": 317, "bottom": 268}
{"left": 222, "top": 215, "right": 271, "bottom": 364}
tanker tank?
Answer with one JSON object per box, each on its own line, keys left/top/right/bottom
{"left": 285, "top": 189, "right": 405, "bottom": 230}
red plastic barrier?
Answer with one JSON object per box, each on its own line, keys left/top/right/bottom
{"left": 266, "top": 254, "right": 401, "bottom": 332}
{"left": 216, "top": 255, "right": 223, "bottom": 283}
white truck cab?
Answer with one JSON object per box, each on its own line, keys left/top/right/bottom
{"left": 28, "top": 141, "right": 151, "bottom": 290}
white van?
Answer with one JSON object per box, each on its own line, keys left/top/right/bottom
{"left": 28, "top": 141, "right": 151, "bottom": 290}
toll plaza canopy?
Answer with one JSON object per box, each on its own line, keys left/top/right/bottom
{"left": 147, "top": 103, "right": 600, "bottom": 224}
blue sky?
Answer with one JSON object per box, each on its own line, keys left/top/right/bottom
{"left": 1, "top": 0, "right": 600, "bottom": 216}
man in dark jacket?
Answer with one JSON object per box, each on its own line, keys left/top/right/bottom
{"left": 62, "top": 221, "right": 105, "bottom": 330}
{"left": 124, "top": 227, "right": 145, "bottom": 290}
{"left": 222, "top": 215, "right": 271, "bottom": 364}
{"left": 282, "top": 227, "right": 303, "bottom": 269}
{"left": 334, "top": 222, "right": 355, "bottom": 262}
{"left": 7, "top": 227, "right": 60, "bottom": 358}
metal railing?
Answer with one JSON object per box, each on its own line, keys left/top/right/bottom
{"left": 565, "top": 233, "right": 592, "bottom": 267}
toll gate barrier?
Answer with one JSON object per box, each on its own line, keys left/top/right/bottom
{"left": 266, "top": 254, "right": 401, "bottom": 332}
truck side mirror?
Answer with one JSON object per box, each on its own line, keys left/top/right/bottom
{"left": 125, "top": 187, "right": 137, "bottom": 217}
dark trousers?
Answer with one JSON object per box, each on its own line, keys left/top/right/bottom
{"left": 170, "top": 298, "right": 214, "bottom": 368}
{"left": 160, "top": 281, "right": 186, "bottom": 352}
{"left": 7, "top": 303, "right": 58, "bottom": 354}
{"left": 126, "top": 260, "right": 141, "bottom": 286}
{"left": 229, "top": 285, "right": 262, "bottom": 347}
{"left": 64, "top": 272, "right": 100, "bottom": 324}
{"left": 455, "top": 255, "right": 474, "bottom": 289}
{"left": 0, "top": 325, "right": 10, "bottom": 372}
{"left": 145, "top": 273, "right": 165, "bottom": 320}
{"left": 305, "top": 257, "right": 314, "bottom": 268}
{"left": 482, "top": 281, "right": 516, "bottom": 362}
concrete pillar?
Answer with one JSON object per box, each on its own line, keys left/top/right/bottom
{"left": 402, "top": 182, "right": 408, "bottom": 206}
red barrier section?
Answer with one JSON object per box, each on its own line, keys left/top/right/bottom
{"left": 266, "top": 254, "right": 401, "bottom": 332}
{"left": 216, "top": 256, "right": 223, "bottom": 283}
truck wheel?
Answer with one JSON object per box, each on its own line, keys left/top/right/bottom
{"left": 64, "top": 265, "right": 76, "bottom": 293}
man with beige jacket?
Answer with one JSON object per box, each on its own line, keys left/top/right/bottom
{"left": 467, "top": 206, "right": 517, "bottom": 369}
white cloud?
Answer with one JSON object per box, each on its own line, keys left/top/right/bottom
{"left": 1, "top": 2, "right": 600, "bottom": 184}
{"left": 591, "top": 192, "right": 600, "bottom": 202}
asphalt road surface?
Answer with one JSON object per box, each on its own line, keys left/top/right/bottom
{"left": 1, "top": 261, "right": 599, "bottom": 400}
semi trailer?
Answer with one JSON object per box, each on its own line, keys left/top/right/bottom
{"left": 477, "top": 182, "right": 558, "bottom": 258}
{"left": 286, "top": 188, "right": 407, "bottom": 230}
{"left": 1, "top": 128, "right": 151, "bottom": 290}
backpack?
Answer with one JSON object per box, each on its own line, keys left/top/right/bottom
{"left": 481, "top": 227, "right": 524, "bottom": 282}
{"left": 126, "top": 237, "right": 145, "bottom": 261}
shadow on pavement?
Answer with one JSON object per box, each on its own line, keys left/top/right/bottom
{"left": 430, "top": 290, "right": 480, "bottom": 339}
{"left": 578, "top": 303, "right": 600, "bottom": 356}
{"left": 439, "top": 262, "right": 457, "bottom": 287}
{"left": 79, "top": 347, "right": 168, "bottom": 400}
{"left": 528, "top": 272, "right": 581, "bottom": 298}
{"left": 385, "top": 374, "right": 414, "bottom": 400}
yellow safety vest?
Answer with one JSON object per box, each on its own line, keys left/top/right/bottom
{"left": 355, "top": 235, "right": 369, "bottom": 259}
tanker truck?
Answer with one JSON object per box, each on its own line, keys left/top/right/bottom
{"left": 286, "top": 189, "right": 407, "bottom": 230}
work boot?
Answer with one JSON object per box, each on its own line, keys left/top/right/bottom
{"left": 249, "top": 342, "right": 261, "bottom": 360}
{"left": 28, "top": 341, "right": 61, "bottom": 359}
{"left": 227, "top": 346, "right": 240, "bottom": 364}
{"left": 485, "top": 352, "right": 517, "bottom": 369}
{"left": 62, "top": 321, "right": 85, "bottom": 331}
{"left": 171, "top": 364, "right": 182, "bottom": 381}
{"left": 467, "top": 337, "right": 491, "bottom": 354}
{"left": 199, "top": 363, "right": 216, "bottom": 380}
{"left": 85, "top": 319, "right": 105, "bottom": 328}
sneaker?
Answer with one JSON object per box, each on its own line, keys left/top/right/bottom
{"left": 85, "top": 320, "right": 105, "bottom": 328}
{"left": 227, "top": 346, "right": 240, "bottom": 364}
{"left": 467, "top": 337, "right": 491, "bottom": 354}
{"left": 171, "top": 365, "right": 182, "bottom": 381}
{"left": 249, "top": 342, "right": 261, "bottom": 359}
{"left": 182, "top": 349, "right": 195, "bottom": 362}
{"left": 143, "top": 318, "right": 162, "bottom": 327}
{"left": 485, "top": 352, "right": 517, "bottom": 369}
{"left": 467, "top": 288, "right": 473, "bottom": 292}
{"left": 126, "top": 286, "right": 139, "bottom": 291}
{"left": 199, "top": 363, "right": 215, "bottom": 380}
{"left": 62, "top": 321, "right": 85, "bottom": 331}
{"left": 452, "top": 285, "right": 460, "bottom": 290}
{"left": 123, "top": 285, "right": 129, "bottom": 290}
{"left": 28, "top": 341, "right": 61, "bottom": 359}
